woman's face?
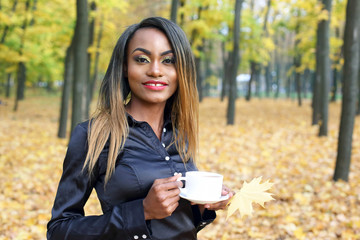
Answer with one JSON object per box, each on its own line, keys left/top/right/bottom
{"left": 126, "top": 27, "right": 178, "bottom": 107}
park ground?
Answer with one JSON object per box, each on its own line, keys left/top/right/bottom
{"left": 0, "top": 96, "right": 359, "bottom": 239}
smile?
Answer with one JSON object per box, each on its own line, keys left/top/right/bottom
{"left": 143, "top": 81, "right": 168, "bottom": 90}
{"left": 144, "top": 83, "right": 167, "bottom": 86}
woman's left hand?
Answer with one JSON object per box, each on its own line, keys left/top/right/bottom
{"left": 196, "top": 185, "right": 235, "bottom": 211}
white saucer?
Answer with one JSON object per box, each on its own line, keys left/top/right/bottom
{"left": 180, "top": 192, "right": 229, "bottom": 204}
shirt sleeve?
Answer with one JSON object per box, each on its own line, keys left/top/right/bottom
{"left": 191, "top": 205, "right": 216, "bottom": 232}
{"left": 47, "top": 124, "right": 151, "bottom": 240}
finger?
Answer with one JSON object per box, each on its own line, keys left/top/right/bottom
{"left": 222, "top": 185, "right": 232, "bottom": 195}
{"left": 156, "top": 180, "right": 183, "bottom": 191}
{"left": 161, "top": 195, "right": 181, "bottom": 214}
{"left": 165, "top": 186, "right": 181, "bottom": 198}
{"left": 165, "top": 200, "right": 180, "bottom": 216}
{"left": 205, "top": 198, "right": 231, "bottom": 210}
{"left": 151, "top": 182, "right": 182, "bottom": 201}
{"left": 153, "top": 173, "right": 182, "bottom": 185}
{"left": 206, "top": 203, "right": 225, "bottom": 211}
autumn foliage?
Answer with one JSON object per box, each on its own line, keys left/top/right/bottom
{"left": 0, "top": 97, "right": 359, "bottom": 239}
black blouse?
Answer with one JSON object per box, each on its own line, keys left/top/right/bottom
{"left": 47, "top": 115, "right": 216, "bottom": 240}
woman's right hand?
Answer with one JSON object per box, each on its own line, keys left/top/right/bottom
{"left": 143, "top": 174, "right": 183, "bottom": 220}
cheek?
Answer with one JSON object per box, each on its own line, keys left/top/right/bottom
{"left": 171, "top": 70, "right": 178, "bottom": 85}
{"left": 127, "top": 66, "right": 140, "bottom": 82}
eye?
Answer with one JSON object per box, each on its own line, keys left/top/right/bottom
{"left": 134, "top": 55, "right": 150, "bottom": 63}
{"left": 162, "top": 56, "right": 175, "bottom": 64}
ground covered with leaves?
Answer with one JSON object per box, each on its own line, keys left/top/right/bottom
{"left": 0, "top": 97, "right": 359, "bottom": 240}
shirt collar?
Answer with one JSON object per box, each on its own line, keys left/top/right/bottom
{"left": 126, "top": 112, "right": 172, "bottom": 129}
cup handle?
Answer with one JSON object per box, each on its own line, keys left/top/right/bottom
{"left": 177, "top": 176, "right": 186, "bottom": 194}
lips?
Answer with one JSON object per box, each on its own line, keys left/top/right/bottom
{"left": 144, "top": 83, "right": 167, "bottom": 86}
{"left": 143, "top": 81, "right": 168, "bottom": 90}
{"left": 143, "top": 80, "right": 167, "bottom": 86}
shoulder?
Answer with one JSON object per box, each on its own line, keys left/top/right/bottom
{"left": 70, "top": 121, "right": 90, "bottom": 139}
{"left": 75, "top": 120, "right": 90, "bottom": 133}
{"left": 67, "top": 121, "right": 90, "bottom": 155}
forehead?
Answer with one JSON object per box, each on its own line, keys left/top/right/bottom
{"left": 127, "top": 27, "right": 173, "bottom": 52}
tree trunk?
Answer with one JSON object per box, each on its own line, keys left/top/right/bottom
{"left": 286, "top": 71, "right": 292, "bottom": 99}
{"left": 263, "top": 0, "right": 272, "bottom": 98}
{"left": 0, "top": 0, "right": 18, "bottom": 44}
{"left": 58, "top": 41, "right": 74, "bottom": 138}
{"left": 331, "top": 67, "right": 339, "bottom": 102}
{"left": 316, "top": 0, "right": 331, "bottom": 136}
{"left": 220, "top": 41, "right": 230, "bottom": 101}
{"left": 265, "top": 65, "right": 271, "bottom": 97}
{"left": 5, "top": 73, "right": 11, "bottom": 98}
{"left": 13, "top": 62, "right": 26, "bottom": 111}
{"left": 303, "top": 68, "right": 310, "bottom": 99}
{"left": 255, "top": 67, "right": 260, "bottom": 98}
{"left": 17, "top": 62, "right": 26, "bottom": 100}
{"left": 13, "top": 0, "right": 30, "bottom": 112}
{"left": 358, "top": 54, "right": 360, "bottom": 115}
{"left": 71, "top": 0, "right": 89, "bottom": 134}
{"left": 246, "top": 61, "right": 256, "bottom": 101}
{"left": 274, "top": 36, "right": 281, "bottom": 99}
{"left": 1, "top": 0, "right": 17, "bottom": 98}
{"left": 275, "top": 62, "right": 280, "bottom": 98}
{"left": 195, "top": 54, "right": 203, "bottom": 102}
{"left": 294, "top": 15, "right": 302, "bottom": 107}
{"left": 333, "top": 0, "right": 360, "bottom": 182}
{"left": 357, "top": 25, "right": 360, "bottom": 115}
{"left": 179, "top": 0, "right": 185, "bottom": 27}
{"left": 85, "top": 1, "right": 96, "bottom": 119}
{"left": 204, "top": 41, "right": 212, "bottom": 97}
{"left": 189, "top": 7, "right": 204, "bottom": 102}
{"left": 318, "top": 0, "right": 332, "bottom": 136}
{"left": 170, "top": 0, "right": 179, "bottom": 23}
{"left": 226, "top": 0, "right": 243, "bottom": 125}
{"left": 89, "top": 16, "right": 104, "bottom": 113}
{"left": 293, "top": 55, "right": 303, "bottom": 105}
{"left": 312, "top": 23, "right": 322, "bottom": 125}
{"left": 295, "top": 70, "right": 302, "bottom": 106}
{"left": 331, "top": 27, "right": 342, "bottom": 102}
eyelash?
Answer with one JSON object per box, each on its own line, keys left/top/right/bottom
{"left": 134, "top": 55, "right": 175, "bottom": 64}
{"left": 162, "top": 56, "right": 175, "bottom": 64}
{"left": 134, "top": 55, "right": 150, "bottom": 63}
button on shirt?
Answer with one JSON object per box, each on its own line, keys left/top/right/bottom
{"left": 47, "top": 114, "right": 216, "bottom": 240}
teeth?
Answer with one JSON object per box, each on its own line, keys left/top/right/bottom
{"left": 146, "top": 83, "right": 165, "bottom": 86}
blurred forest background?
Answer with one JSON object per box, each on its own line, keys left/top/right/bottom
{"left": 0, "top": 0, "right": 360, "bottom": 239}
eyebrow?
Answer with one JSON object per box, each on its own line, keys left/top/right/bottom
{"left": 132, "top": 48, "right": 173, "bottom": 56}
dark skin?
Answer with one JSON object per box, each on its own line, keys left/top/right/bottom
{"left": 143, "top": 174, "right": 234, "bottom": 219}
{"left": 143, "top": 175, "right": 184, "bottom": 220}
{"left": 125, "top": 28, "right": 234, "bottom": 220}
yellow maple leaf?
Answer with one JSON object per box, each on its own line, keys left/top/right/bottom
{"left": 226, "top": 177, "right": 274, "bottom": 220}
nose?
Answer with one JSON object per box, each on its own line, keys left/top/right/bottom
{"left": 147, "top": 61, "right": 163, "bottom": 77}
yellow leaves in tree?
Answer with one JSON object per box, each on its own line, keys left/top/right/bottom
{"left": 226, "top": 177, "right": 274, "bottom": 220}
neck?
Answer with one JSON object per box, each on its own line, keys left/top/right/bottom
{"left": 126, "top": 101, "right": 166, "bottom": 139}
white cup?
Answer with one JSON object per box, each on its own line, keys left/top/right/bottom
{"left": 178, "top": 171, "right": 223, "bottom": 200}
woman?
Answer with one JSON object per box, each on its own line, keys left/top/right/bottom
{"left": 47, "top": 17, "right": 233, "bottom": 240}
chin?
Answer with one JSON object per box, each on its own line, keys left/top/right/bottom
{"left": 145, "top": 95, "right": 171, "bottom": 104}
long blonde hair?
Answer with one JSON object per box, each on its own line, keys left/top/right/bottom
{"left": 84, "top": 17, "right": 199, "bottom": 184}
